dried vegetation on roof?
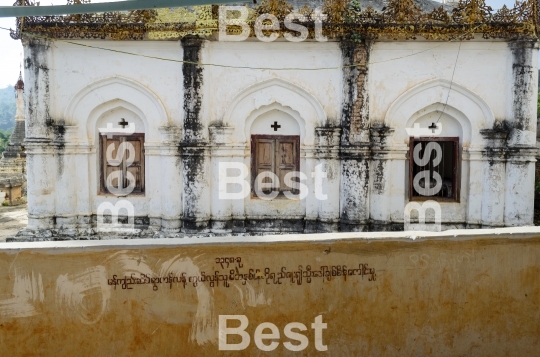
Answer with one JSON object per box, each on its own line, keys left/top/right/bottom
{"left": 8, "top": 0, "right": 540, "bottom": 41}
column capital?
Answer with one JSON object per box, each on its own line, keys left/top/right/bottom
{"left": 480, "top": 128, "right": 509, "bottom": 146}
{"left": 209, "top": 125, "right": 234, "bottom": 145}
{"left": 159, "top": 125, "right": 182, "bottom": 145}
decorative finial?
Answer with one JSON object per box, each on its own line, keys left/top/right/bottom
{"left": 14, "top": 70, "right": 24, "bottom": 91}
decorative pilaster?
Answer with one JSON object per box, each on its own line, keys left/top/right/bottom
{"left": 54, "top": 125, "right": 78, "bottom": 230}
{"left": 23, "top": 38, "right": 55, "bottom": 230}
{"left": 181, "top": 36, "right": 210, "bottom": 233}
{"left": 505, "top": 147, "right": 536, "bottom": 225}
{"left": 369, "top": 125, "right": 395, "bottom": 230}
{"left": 504, "top": 40, "right": 538, "bottom": 226}
{"left": 25, "top": 138, "right": 56, "bottom": 230}
{"left": 340, "top": 40, "right": 370, "bottom": 145}
{"left": 339, "top": 39, "right": 371, "bottom": 232}
{"left": 24, "top": 38, "right": 52, "bottom": 140}
{"left": 509, "top": 40, "right": 537, "bottom": 137}
{"left": 208, "top": 125, "right": 241, "bottom": 233}
{"left": 313, "top": 127, "right": 341, "bottom": 233}
{"left": 480, "top": 129, "right": 509, "bottom": 227}
{"left": 159, "top": 126, "right": 183, "bottom": 232}
{"left": 463, "top": 147, "right": 484, "bottom": 228}
{"left": 181, "top": 143, "right": 210, "bottom": 232}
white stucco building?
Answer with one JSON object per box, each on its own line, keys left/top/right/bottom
{"left": 9, "top": 0, "right": 540, "bottom": 239}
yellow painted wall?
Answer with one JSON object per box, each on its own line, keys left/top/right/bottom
{"left": 0, "top": 228, "right": 539, "bottom": 356}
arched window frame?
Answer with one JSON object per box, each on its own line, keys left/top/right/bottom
{"left": 408, "top": 136, "right": 460, "bottom": 202}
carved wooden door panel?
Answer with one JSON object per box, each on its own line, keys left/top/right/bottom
{"left": 251, "top": 135, "right": 300, "bottom": 194}
{"left": 100, "top": 134, "right": 145, "bottom": 194}
{"left": 276, "top": 137, "right": 298, "bottom": 192}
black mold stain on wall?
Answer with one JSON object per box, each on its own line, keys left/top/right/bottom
{"left": 370, "top": 125, "right": 393, "bottom": 195}
{"left": 339, "top": 40, "right": 372, "bottom": 231}
{"left": 182, "top": 36, "right": 204, "bottom": 141}
{"left": 180, "top": 36, "right": 208, "bottom": 232}
{"left": 339, "top": 158, "right": 370, "bottom": 230}
{"left": 340, "top": 39, "right": 371, "bottom": 144}
{"left": 373, "top": 160, "right": 385, "bottom": 193}
{"left": 481, "top": 122, "right": 510, "bottom": 166}
{"left": 53, "top": 122, "right": 66, "bottom": 176}
{"left": 25, "top": 39, "right": 52, "bottom": 138}
{"left": 354, "top": 41, "right": 371, "bottom": 138}
{"left": 340, "top": 40, "right": 357, "bottom": 145}
{"left": 510, "top": 40, "right": 535, "bottom": 131}
{"left": 181, "top": 144, "right": 208, "bottom": 231}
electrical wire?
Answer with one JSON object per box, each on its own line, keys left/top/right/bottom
{"left": 435, "top": 40, "right": 462, "bottom": 124}
{"left": 58, "top": 38, "right": 450, "bottom": 69}
{"left": 0, "top": 24, "right": 460, "bottom": 70}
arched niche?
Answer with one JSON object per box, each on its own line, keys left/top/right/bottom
{"left": 248, "top": 104, "right": 303, "bottom": 140}
{"left": 90, "top": 100, "right": 147, "bottom": 144}
{"left": 405, "top": 103, "right": 471, "bottom": 145}
{"left": 224, "top": 78, "right": 326, "bottom": 146}
{"left": 65, "top": 76, "right": 167, "bottom": 143}
{"left": 386, "top": 79, "right": 493, "bottom": 148}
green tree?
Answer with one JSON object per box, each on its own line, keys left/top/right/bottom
{"left": 0, "top": 128, "right": 11, "bottom": 155}
{"left": 0, "top": 86, "right": 16, "bottom": 131}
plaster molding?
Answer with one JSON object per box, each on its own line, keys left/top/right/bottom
{"left": 209, "top": 147, "right": 247, "bottom": 157}
{"left": 50, "top": 144, "right": 95, "bottom": 154}
{"left": 209, "top": 126, "right": 234, "bottom": 145}
{"left": 223, "top": 78, "right": 327, "bottom": 146}
{"left": 385, "top": 78, "right": 495, "bottom": 147}
{"left": 63, "top": 76, "right": 168, "bottom": 143}
{"left": 159, "top": 125, "right": 183, "bottom": 144}
{"left": 315, "top": 127, "right": 341, "bottom": 147}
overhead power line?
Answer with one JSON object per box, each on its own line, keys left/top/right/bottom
{"left": 436, "top": 41, "right": 462, "bottom": 124}
{"left": 0, "top": 0, "right": 248, "bottom": 18}
{"left": 0, "top": 25, "right": 466, "bottom": 71}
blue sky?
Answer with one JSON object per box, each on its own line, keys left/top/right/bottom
{"left": 0, "top": 0, "right": 531, "bottom": 88}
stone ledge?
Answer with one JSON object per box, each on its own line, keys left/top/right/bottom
{"left": 6, "top": 228, "right": 289, "bottom": 243}
{"left": 5, "top": 226, "right": 540, "bottom": 248}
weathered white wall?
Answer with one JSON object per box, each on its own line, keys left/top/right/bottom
{"left": 21, "top": 38, "right": 538, "bottom": 234}
{"left": 37, "top": 41, "right": 184, "bottom": 230}
{"left": 369, "top": 40, "right": 510, "bottom": 124}
{"left": 203, "top": 41, "right": 342, "bottom": 231}
{"left": 370, "top": 39, "right": 537, "bottom": 228}
{"left": 51, "top": 41, "right": 184, "bottom": 126}
{"left": 202, "top": 41, "right": 343, "bottom": 128}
